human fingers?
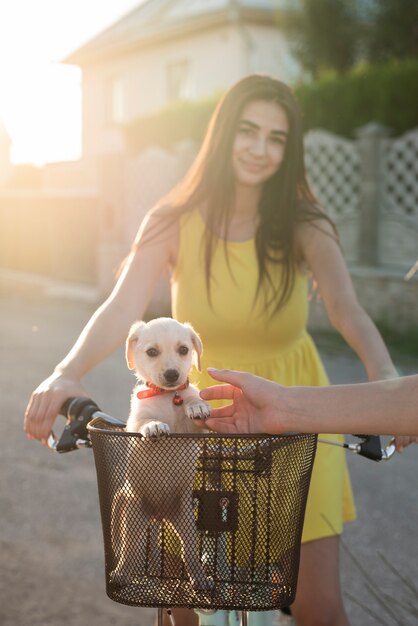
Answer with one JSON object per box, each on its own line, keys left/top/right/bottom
{"left": 25, "top": 386, "right": 74, "bottom": 443}
{"left": 206, "top": 367, "right": 248, "bottom": 388}
{"left": 206, "top": 404, "right": 236, "bottom": 419}
{"left": 200, "top": 383, "right": 236, "bottom": 402}
{"left": 24, "top": 392, "right": 59, "bottom": 442}
{"left": 394, "top": 435, "right": 418, "bottom": 452}
{"left": 37, "top": 393, "right": 67, "bottom": 443}
{"left": 23, "top": 393, "right": 37, "bottom": 434}
{"left": 24, "top": 392, "right": 48, "bottom": 440}
{"left": 202, "top": 417, "right": 239, "bottom": 435}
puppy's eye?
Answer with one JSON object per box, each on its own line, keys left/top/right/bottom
{"left": 178, "top": 345, "right": 189, "bottom": 356}
{"left": 146, "top": 348, "right": 159, "bottom": 358}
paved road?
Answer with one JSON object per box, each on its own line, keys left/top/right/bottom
{"left": 0, "top": 288, "right": 417, "bottom": 626}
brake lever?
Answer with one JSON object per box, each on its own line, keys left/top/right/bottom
{"left": 352, "top": 434, "right": 397, "bottom": 461}
{"left": 318, "top": 435, "right": 397, "bottom": 462}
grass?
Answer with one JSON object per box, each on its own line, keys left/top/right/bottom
{"left": 312, "top": 326, "right": 418, "bottom": 360}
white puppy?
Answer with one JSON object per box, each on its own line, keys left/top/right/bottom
{"left": 111, "top": 317, "right": 212, "bottom": 592}
{"left": 126, "top": 317, "right": 210, "bottom": 436}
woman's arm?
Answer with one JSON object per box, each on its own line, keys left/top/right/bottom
{"left": 199, "top": 368, "right": 418, "bottom": 437}
{"left": 24, "top": 212, "right": 178, "bottom": 443}
{"left": 296, "top": 220, "right": 398, "bottom": 381}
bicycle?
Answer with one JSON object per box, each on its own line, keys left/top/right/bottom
{"left": 48, "top": 397, "right": 396, "bottom": 626}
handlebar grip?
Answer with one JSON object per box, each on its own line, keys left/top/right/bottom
{"left": 357, "top": 435, "right": 383, "bottom": 461}
{"left": 59, "top": 397, "right": 100, "bottom": 421}
{"left": 353, "top": 435, "right": 396, "bottom": 461}
{"left": 59, "top": 397, "right": 76, "bottom": 417}
{"left": 49, "top": 397, "right": 101, "bottom": 452}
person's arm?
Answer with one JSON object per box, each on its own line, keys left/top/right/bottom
{"left": 199, "top": 368, "right": 418, "bottom": 437}
{"left": 24, "top": 212, "right": 178, "bottom": 443}
{"left": 296, "top": 220, "right": 398, "bottom": 381}
{"left": 296, "top": 220, "right": 418, "bottom": 450}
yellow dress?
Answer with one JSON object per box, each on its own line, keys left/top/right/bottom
{"left": 172, "top": 210, "right": 356, "bottom": 543}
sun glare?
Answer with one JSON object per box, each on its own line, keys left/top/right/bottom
{"left": 1, "top": 63, "right": 82, "bottom": 166}
{"left": 0, "top": 0, "right": 141, "bottom": 166}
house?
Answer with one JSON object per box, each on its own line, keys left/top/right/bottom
{"left": 63, "top": 0, "right": 299, "bottom": 159}
{"left": 39, "top": 0, "right": 301, "bottom": 303}
{"left": 0, "top": 0, "right": 299, "bottom": 303}
{"left": 0, "top": 117, "right": 12, "bottom": 186}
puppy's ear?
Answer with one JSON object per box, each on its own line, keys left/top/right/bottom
{"left": 126, "top": 321, "right": 146, "bottom": 370}
{"left": 185, "top": 323, "right": 203, "bottom": 371}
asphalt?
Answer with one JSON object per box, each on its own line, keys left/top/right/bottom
{"left": 0, "top": 286, "right": 417, "bottom": 626}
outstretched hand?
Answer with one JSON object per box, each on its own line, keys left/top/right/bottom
{"left": 199, "top": 368, "right": 288, "bottom": 435}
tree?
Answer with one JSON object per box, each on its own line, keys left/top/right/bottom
{"left": 366, "top": 0, "right": 418, "bottom": 62}
{"left": 277, "top": 0, "right": 360, "bottom": 78}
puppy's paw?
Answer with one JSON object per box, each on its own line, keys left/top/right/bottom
{"left": 185, "top": 400, "right": 211, "bottom": 421}
{"left": 140, "top": 421, "right": 170, "bottom": 439}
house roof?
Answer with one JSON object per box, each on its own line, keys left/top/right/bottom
{"left": 63, "top": 0, "right": 280, "bottom": 66}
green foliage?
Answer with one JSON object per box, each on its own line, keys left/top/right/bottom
{"left": 314, "top": 326, "right": 418, "bottom": 359}
{"left": 295, "top": 59, "right": 418, "bottom": 136}
{"left": 374, "top": 321, "right": 418, "bottom": 359}
{"left": 123, "top": 59, "right": 418, "bottom": 151}
{"left": 366, "top": 0, "right": 418, "bottom": 63}
{"left": 124, "top": 96, "right": 218, "bottom": 152}
{"left": 277, "top": 0, "right": 360, "bottom": 77}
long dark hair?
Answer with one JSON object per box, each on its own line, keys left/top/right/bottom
{"left": 149, "top": 74, "right": 337, "bottom": 313}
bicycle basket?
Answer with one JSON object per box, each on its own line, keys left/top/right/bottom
{"left": 88, "top": 418, "right": 317, "bottom": 611}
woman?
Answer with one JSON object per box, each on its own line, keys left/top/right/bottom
{"left": 25, "top": 75, "right": 399, "bottom": 626}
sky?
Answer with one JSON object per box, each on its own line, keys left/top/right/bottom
{"left": 0, "top": 0, "right": 143, "bottom": 165}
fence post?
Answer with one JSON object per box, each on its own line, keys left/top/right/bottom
{"left": 355, "top": 123, "right": 391, "bottom": 266}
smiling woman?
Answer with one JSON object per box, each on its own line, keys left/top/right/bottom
{"left": 232, "top": 100, "right": 289, "bottom": 189}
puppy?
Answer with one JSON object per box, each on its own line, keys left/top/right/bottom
{"left": 126, "top": 317, "right": 210, "bottom": 436}
{"left": 111, "top": 317, "right": 212, "bottom": 592}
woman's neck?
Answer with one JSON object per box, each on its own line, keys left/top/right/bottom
{"left": 222, "top": 183, "right": 260, "bottom": 241}
{"left": 200, "top": 183, "right": 261, "bottom": 242}
{"left": 233, "top": 183, "right": 261, "bottom": 218}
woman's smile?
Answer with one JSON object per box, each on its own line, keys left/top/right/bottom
{"left": 232, "top": 99, "right": 289, "bottom": 188}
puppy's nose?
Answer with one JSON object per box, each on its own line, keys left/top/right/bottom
{"left": 164, "top": 369, "right": 180, "bottom": 384}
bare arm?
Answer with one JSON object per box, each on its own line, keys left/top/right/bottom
{"left": 200, "top": 368, "right": 418, "bottom": 438}
{"left": 24, "top": 212, "right": 178, "bottom": 442}
{"left": 297, "top": 220, "right": 398, "bottom": 381}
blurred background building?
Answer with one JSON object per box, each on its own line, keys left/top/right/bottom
{"left": 0, "top": 0, "right": 417, "bottom": 332}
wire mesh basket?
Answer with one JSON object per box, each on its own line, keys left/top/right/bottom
{"left": 88, "top": 417, "right": 317, "bottom": 611}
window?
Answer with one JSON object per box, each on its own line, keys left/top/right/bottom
{"left": 166, "top": 60, "right": 191, "bottom": 102}
{"left": 105, "top": 76, "right": 126, "bottom": 124}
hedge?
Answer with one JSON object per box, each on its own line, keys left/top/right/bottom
{"left": 295, "top": 59, "right": 418, "bottom": 136}
{"left": 123, "top": 59, "right": 418, "bottom": 151}
{"left": 124, "top": 96, "right": 218, "bottom": 152}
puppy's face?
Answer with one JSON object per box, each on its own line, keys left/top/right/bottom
{"left": 126, "top": 318, "right": 203, "bottom": 389}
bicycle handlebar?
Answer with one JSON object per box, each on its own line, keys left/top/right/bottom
{"left": 48, "top": 396, "right": 397, "bottom": 461}
{"left": 318, "top": 434, "right": 396, "bottom": 461}
{"left": 48, "top": 397, "right": 128, "bottom": 452}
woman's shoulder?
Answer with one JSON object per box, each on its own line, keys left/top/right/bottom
{"left": 132, "top": 206, "right": 181, "bottom": 260}
{"left": 138, "top": 205, "right": 203, "bottom": 267}
{"left": 139, "top": 205, "right": 180, "bottom": 233}
{"left": 294, "top": 206, "right": 338, "bottom": 263}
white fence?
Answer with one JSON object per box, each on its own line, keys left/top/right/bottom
{"left": 113, "top": 123, "right": 418, "bottom": 274}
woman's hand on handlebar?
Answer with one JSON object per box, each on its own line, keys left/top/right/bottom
{"left": 24, "top": 372, "right": 88, "bottom": 445}
{"left": 393, "top": 435, "right": 418, "bottom": 453}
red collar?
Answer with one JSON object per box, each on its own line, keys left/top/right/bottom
{"left": 137, "top": 380, "right": 189, "bottom": 405}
